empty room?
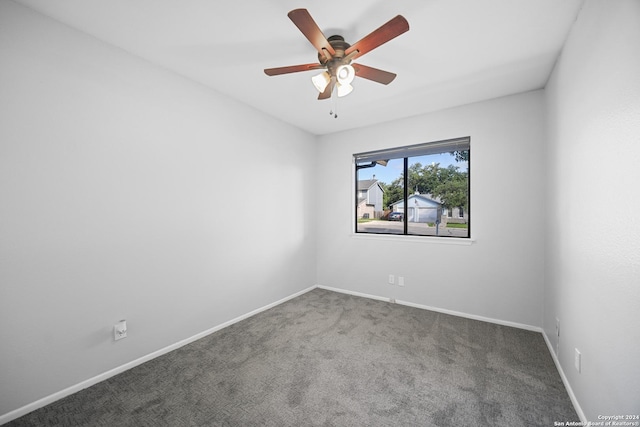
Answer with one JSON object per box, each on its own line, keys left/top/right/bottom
{"left": 1, "top": 0, "right": 638, "bottom": 425}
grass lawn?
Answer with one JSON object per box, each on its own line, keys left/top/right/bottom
{"left": 446, "top": 223, "right": 468, "bottom": 228}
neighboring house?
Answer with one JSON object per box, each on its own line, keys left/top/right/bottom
{"left": 357, "top": 179, "right": 384, "bottom": 219}
{"left": 391, "top": 193, "right": 443, "bottom": 224}
{"left": 391, "top": 192, "right": 469, "bottom": 224}
{"left": 442, "top": 205, "right": 468, "bottom": 224}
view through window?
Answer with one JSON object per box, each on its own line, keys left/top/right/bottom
{"left": 354, "top": 137, "right": 470, "bottom": 238}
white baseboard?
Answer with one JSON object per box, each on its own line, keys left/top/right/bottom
{"left": 398, "top": 299, "right": 543, "bottom": 332}
{"left": 317, "top": 285, "right": 393, "bottom": 303}
{"left": 0, "top": 285, "right": 316, "bottom": 426}
{"left": 317, "top": 285, "right": 542, "bottom": 332}
{"left": 542, "top": 330, "right": 586, "bottom": 423}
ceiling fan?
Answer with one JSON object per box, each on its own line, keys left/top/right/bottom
{"left": 264, "top": 9, "right": 409, "bottom": 103}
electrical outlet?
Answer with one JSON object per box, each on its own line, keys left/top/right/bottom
{"left": 114, "top": 320, "right": 127, "bottom": 341}
{"left": 574, "top": 348, "right": 581, "bottom": 373}
{"left": 398, "top": 276, "right": 405, "bottom": 287}
{"left": 388, "top": 274, "right": 395, "bottom": 285}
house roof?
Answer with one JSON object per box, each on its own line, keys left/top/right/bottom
{"left": 357, "top": 179, "right": 383, "bottom": 192}
{"left": 391, "top": 193, "right": 441, "bottom": 207}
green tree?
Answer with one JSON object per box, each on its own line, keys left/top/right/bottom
{"left": 451, "top": 150, "right": 469, "bottom": 163}
{"left": 408, "top": 162, "right": 441, "bottom": 195}
{"left": 382, "top": 179, "right": 403, "bottom": 209}
{"left": 433, "top": 165, "right": 468, "bottom": 210}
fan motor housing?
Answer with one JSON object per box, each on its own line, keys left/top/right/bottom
{"left": 319, "top": 35, "right": 351, "bottom": 63}
{"left": 319, "top": 35, "right": 353, "bottom": 77}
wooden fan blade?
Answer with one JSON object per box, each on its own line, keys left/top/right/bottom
{"left": 352, "top": 63, "right": 397, "bottom": 85}
{"left": 288, "top": 9, "right": 336, "bottom": 58}
{"left": 318, "top": 79, "right": 335, "bottom": 100}
{"left": 345, "top": 15, "right": 409, "bottom": 60}
{"left": 264, "top": 63, "right": 325, "bottom": 76}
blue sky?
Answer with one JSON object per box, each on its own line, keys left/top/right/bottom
{"left": 358, "top": 153, "right": 468, "bottom": 185}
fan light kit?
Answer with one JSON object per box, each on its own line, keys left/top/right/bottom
{"left": 264, "top": 9, "right": 409, "bottom": 118}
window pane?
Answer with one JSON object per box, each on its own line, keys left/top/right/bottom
{"left": 407, "top": 155, "right": 440, "bottom": 236}
{"left": 407, "top": 151, "right": 469, "bottom": 237}
{"left": 356, "top": 158, "right": 403, "bottom": 234}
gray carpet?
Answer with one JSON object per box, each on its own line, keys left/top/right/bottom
{"left": 8, "top": 288, "right": 578, "bottom": 426}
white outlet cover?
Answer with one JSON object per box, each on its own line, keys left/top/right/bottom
{"left": 114, "top": 320, "right": 127, "bottom": 341}
{"left": 574, "top": 348, "right": 581, "bottom": 372}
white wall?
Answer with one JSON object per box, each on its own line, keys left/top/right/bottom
{"left": 0, "top": 0, "right": 316, "bottom": 418}
{"left": 316, "top": 90, "right": 547, "bottom": 328}
{"left": 544, "top": 0, "right": 640, "bottom": 420}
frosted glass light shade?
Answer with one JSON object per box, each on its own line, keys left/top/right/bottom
{"left": 311, "top": 71, "right": 331, "bottom": 93}
{"left": 337, "top": 82, "right": 353, "bottom": 97}
{"left": 336, "top": 64, "right": 355, "bottom": 85}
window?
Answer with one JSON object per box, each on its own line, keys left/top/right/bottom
{"left": 354, "top": 137, "right": 470, "bottom": 238}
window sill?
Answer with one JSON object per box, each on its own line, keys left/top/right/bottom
{"left": 351, "top": 233, "right": 475, "bottom": 245}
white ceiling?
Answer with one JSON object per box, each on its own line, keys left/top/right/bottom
{"left": 14, "top": 0, "right": 584, "bottom": 135}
